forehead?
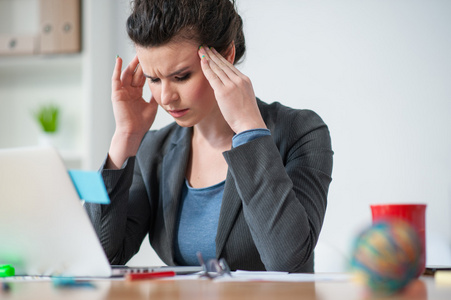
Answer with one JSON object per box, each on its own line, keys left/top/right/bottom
{"left": 136, "top": 40, "right": 199, "bottom": 76}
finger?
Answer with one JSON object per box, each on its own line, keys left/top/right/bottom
{"left": 131, "top": 63, "right": 146, "bottom": 87}
{"left": 208, "top": 47, "right": 238, "bottom": 73}
{"left": 120, "top": 55, "right": 140, "bottom": 87}
{"left": 213, "top": 47, "right": 248, "bottom": 80}
{"left": 210, "top": 47, "right": 253, "bottom": 88}
{"left": 112, "top": 56, "right": 123, "bottom": 91}
{"left": 205, "top": 46, "right": 241, "bottom": 80}
{"left": 199, "top": 46, "right": 230, "bottom": 83}
{"left": 199, "top": 48, "right": 225, "bottom": 89}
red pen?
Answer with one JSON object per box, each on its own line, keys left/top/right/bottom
{"left": 125, "top": 271, "right": 176, "bottom": 281}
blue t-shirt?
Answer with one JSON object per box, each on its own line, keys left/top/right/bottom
{"left": 174, "top": 179, "right": 225, "bottom": 265}
{"left": 174, "top": 128, "right": 271, "bottom": 265}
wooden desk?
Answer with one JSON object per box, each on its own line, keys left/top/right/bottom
{"left": 2, "top": 276, "right": 450, "bottom": 300}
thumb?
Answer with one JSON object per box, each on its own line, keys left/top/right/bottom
{"left": 143, "top": 96, "right": 159, "bottom": 120}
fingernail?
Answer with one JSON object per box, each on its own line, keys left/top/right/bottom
{"left": 198, "top": 46, "right": 207, "bottom": 55}
{"left": 116, "top": 54, "right": 120, "bottom": 58}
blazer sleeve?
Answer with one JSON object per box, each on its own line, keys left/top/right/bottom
{"left": 84, "top": 155, "right": 151, "bottom": 265}
{"left": 222, "top": 110, "right": 333, "bottom": 272}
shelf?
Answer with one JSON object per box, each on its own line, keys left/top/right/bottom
{"left": 0, "top": 53, "right": 82, "bottom": 72}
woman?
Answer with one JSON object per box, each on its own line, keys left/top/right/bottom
{"left": 85, "top": 0, "right": 333, "bottom": 273}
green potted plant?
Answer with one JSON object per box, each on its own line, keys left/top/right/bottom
{"left": 33, "top": 103, "right": 60, "bottom": 146}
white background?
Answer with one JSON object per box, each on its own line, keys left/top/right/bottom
{"left": 110, "top": 0, "right": 451, "bottom": 271}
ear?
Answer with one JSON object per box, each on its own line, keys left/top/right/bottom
{"left": 224, "top": 41, "right": 236, "bottom": 64}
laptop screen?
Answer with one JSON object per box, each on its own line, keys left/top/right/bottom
{"left": 0, "top": 146, "right": 111, "bottom": 277}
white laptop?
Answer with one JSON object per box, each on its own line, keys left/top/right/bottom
{"left": 0, "top": 146, "right": 201, "bottom": 277}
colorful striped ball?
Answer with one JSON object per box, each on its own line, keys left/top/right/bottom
{"left": 351, "top": 219, "right": 422, "bottom": 294}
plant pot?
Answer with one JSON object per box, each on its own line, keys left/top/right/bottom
{"left": 38, "top": 132, "right": 58, "bottom": 147}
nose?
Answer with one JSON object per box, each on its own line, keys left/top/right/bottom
{"left": 160, "top": 82, "right": 178, "bottom": 105}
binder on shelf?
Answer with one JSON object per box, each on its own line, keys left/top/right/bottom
{"left": 39, "top": 0, "right": 58, "bottom": 53}
{"left": 39, "top": 0, "right": 80, "bottom": 54}
{"left": 0, "top": 34, "right": 38, "bottom": 55}
{"left": 59, "top": 0, "right": 81, "bottom": 53}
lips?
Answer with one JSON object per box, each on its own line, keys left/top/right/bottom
{"left": 168, "top": 108, "right": 189, "bottom": 118}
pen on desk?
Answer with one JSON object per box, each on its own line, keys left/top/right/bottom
{"left": 125, "top": 271, "right": 176, "bottom": 281}
{"left": 51, "top": 277, "right": 96, "bottom": 288}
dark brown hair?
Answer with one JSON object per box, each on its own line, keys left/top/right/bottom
{"left": 126, "top": 0, "right": 245, "bottom": 64}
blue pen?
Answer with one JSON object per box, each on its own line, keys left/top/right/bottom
{"left": 51, "top": 277, "right": 95, "bottom": 288}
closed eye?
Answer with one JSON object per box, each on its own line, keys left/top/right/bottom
{"left": 175, "top": 73, "right": 191, "bottom": 82}
{"left": 148, "top": 77, "right": 160, "bottom": 84}
{"left": 146, "top": 72, "right": 191, "bottom": 84}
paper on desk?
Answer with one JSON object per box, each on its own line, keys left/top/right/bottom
{"left": 68, "top": 170, "right": 110, "bottom": 204}
{"left": 213, "top": 271, "right": 352, "bottom": 282}
{"left": 436, "top": 271, "right": 451, "bottom": 286}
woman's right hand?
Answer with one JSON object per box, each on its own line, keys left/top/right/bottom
{"left": 107, "top": 55, "right": 158, "bottom": 169}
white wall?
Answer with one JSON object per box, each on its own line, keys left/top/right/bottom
{"left": 111, "top": 0, "right": 451, "bottom": 270}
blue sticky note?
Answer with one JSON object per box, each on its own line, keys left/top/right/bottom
{"left": 68, "top": 170, "right": 110, "bottom": 204}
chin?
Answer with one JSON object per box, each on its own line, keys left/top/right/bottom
{"left": 173, "top": 118, "right": 196, "bottom": 128}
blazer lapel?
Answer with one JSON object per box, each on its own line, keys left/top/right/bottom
{"left": 161, "top": 127, "right": 191, "bottom": 264}
{"left": 216, "top": 170, "right": 242, "bottom": 258}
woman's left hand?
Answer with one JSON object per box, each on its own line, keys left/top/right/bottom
{"left": 198, "top": 46, "right": 267, "bottom": 134}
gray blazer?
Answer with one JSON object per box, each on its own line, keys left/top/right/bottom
{"left": 85, "top": 99, "right": 333, "bottom": 273}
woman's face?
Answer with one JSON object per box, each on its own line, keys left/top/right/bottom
{"left": 136, "top": 40, "right": 218, "bottom": 128}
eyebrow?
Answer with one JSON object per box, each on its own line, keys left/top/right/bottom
{"left": 143, "top": 66, "right": 190, "bottom": 79}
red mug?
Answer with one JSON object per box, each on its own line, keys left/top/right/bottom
{"left": 370, "top": 204, "right": 427, "bottom": 277}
